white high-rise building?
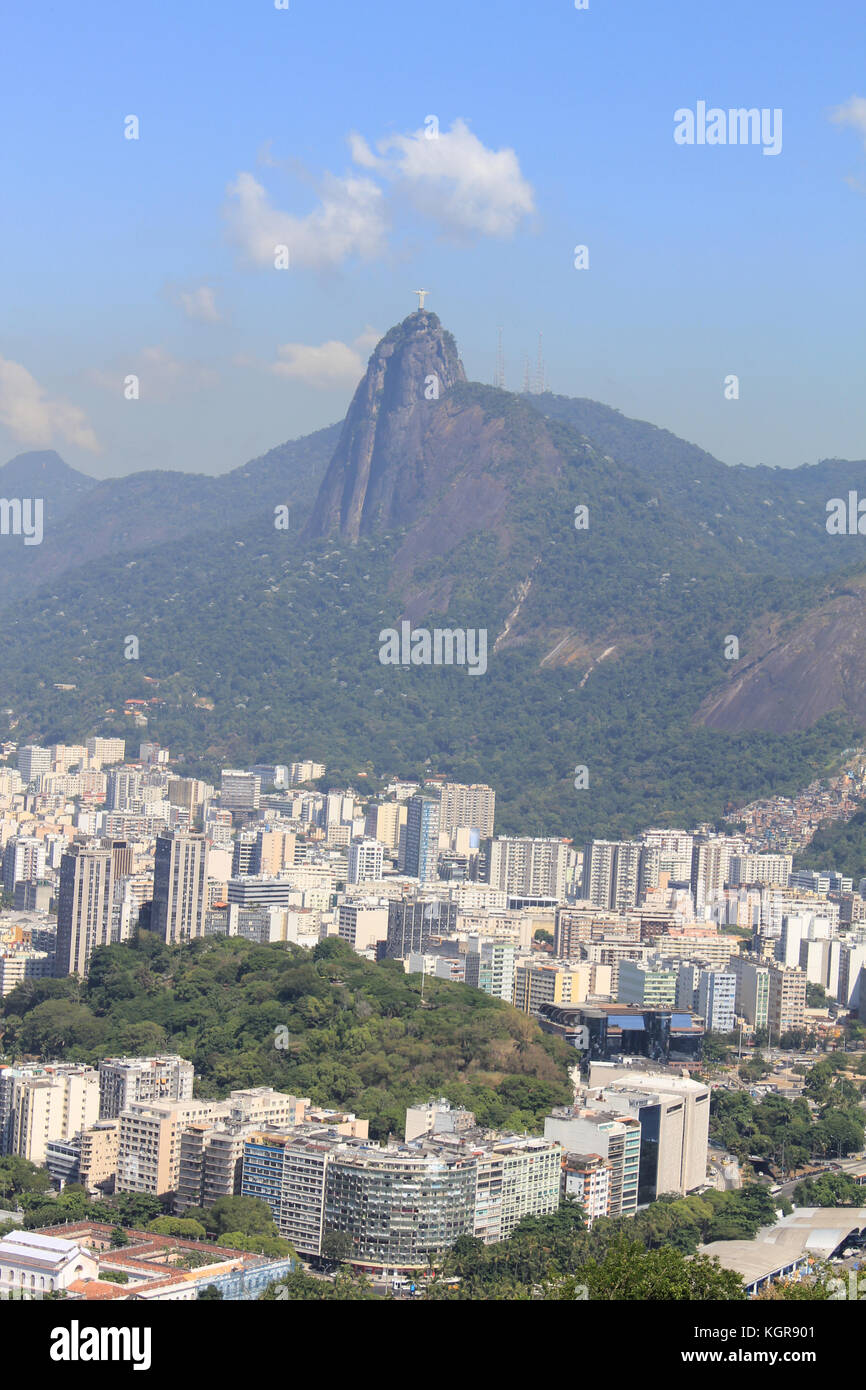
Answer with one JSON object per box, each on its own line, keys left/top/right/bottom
{"left": 486, "top": 837, "right": 568, "bottom": 900}
{"left": 599, "top": 1071, "right": 711, "bottom": 1199}
{"left": 2, "top": 836, "right": 46, "bottom": 892}
{"left": 729, "top": 853, "right": 792, "bottom": 888}
{"left": 85, "top": 738, "right": 125, "bottom": 769}
{"left": 583, "top": 840, "right": 644, "bottom": 913}
{"left": 640, "top": 829, "right": 694, "bottom": 882}
{"left": 690, "top": 835, "right": 751, "bottom": 914}
{"left": 17, "top": 745, "right": 51, "bottom": 784}
{"left": 3, "top": 1064, "right": 99, "bottom": 1165}
{"left": 347, "top": 839, "right": 385, "bottom": 884}
{"left": 288, "top": 761, "right": 325, "bottom": 785}
{"left": 696, "top": 969, "right": 737, "bottom": 1033}
{"left": 99, "top": 1056, "right": 195, "bottom": 1119}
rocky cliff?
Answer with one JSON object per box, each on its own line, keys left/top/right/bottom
{"left": 307, "top": 310, "right": 467, "bottom": 540}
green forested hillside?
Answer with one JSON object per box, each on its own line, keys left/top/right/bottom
{"left": 0, "top": 385, "right": 855, "bottom": 839}
{"left": 0, "top": 934, "right": 573, "bottom": 1139}
{"left": 795, "top": 806, "right": 866, "bottom": 879}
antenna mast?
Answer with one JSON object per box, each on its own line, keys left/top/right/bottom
{"left": 534, "top": 331, "right": 545, "bottom": 395}
{"left": 494, "top": 326, "right": 505, "bottom": 390}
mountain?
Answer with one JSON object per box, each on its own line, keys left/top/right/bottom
{"left": 0, "top": 310, "right": 863, "bottom": 836}
{"left": 525, "top": 392, "right": 866, "bottom": 577}
{"left": 309, "top": 310, "right": 466, "bottom": 540}
{"left": 0, "top": 449, "right": 96, "bottom": 516}
{"left": 0, "top": 425, "right": 340, "bottom": 609}
{"left": 697, "top": 574, "right": 866, "bottom": 733}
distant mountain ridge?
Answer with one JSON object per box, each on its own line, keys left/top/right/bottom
{"left": 1, "top": 310, "right": 866, "bottom": 834}
{"left": 0, "top": 425, "right": 340, "bottom": 608}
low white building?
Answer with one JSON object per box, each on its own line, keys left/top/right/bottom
{"left": 0, "top": 1230, "right": 98, "bottom": 1299}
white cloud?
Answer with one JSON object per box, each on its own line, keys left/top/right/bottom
{"left": 225, "top": 170, "right": 388, "bottom": 270}
{"left": 830, "top": 95, "right": 866, "bottom": 146}
{"left": 225, "top": 120, "right": 534, "bottom": 271}
{"left": 347, "top": 132, "right": 380, "bottom": 170}
{"left": 371, "top": 118, "right": 535, "bottom": 239}
{"left": 0, "top": 357, "right": 100, "bottom": 451}
{"left": 268, "top": 327, "right": 381, "bottom": 388}
{"left": 177, "top": 285, "right": 221, "bottom": 323}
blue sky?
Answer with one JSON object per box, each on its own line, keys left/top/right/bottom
{"left": 1, "top": 0, "right": 864, "bottom": 477}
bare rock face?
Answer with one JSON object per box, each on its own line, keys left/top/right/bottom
{"left": 307, "top": 311, "right": 466, "bottom": 540}
{"left": 697, "top": 584, "right": 866, "bottom": 732}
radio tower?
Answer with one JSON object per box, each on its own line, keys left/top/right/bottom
{"left": 522, "top": 355, "right": 531, "bottom": 394}
{"left": 534, "top": 332, "right": 546, "bottom": 395}
{"left": 494, "top": 326, "right": 506, "bottom": 390}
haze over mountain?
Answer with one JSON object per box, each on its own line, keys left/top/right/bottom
{"left": 0, "top": 426, "right": 340, "bottom": 609}
{"left": 1, "top": 309, "right": 865, "bottom": 833}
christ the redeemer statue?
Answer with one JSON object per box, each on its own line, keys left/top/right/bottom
{"left": 414, "top": 289, "right": 430, "bottom": 310}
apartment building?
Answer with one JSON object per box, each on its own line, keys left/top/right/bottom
{"left": 767, "top": 960, "right": 807, "bottom": 1039}
{"left": 17, "top": 745, "right": 52, "bottom": 784}
{"left": 288, "top": 761, "right": 325, "bottom": 785}
{"left": 640, "top": 829, "right": 695, "bottom": 883}
{"left": 470, "top": 1135, "right": 562, "bottom": 1244}
{"left": 404, "top": 1098, "right": 476, "bottom": 1142}
{"left": 561, "top": 1152, "right": 611, "bottom": 1226}
{"left": 98, "top": 1055, "right": 195, "bottom": 1120}
{"left": 435, "top": 782, "right": 496, "bottom": 839}
{"left": 839, "top": 941, "right": 866, "bottom": 1009}
{"left": 695, "top": 969, "right": 737, "bottom": 1034}
{"left": 116, "top": 1099, "right": 221, "bottom": 1194}
{"left": 729, "top": 954, "right": 770, "bottom": 1030}
{"left": 512, "top": 959, "right": 609, "bottom": 1014}
{"left": 173, "top": 1090, "right": 318, "bottom": 1210}
{"left": 1, "top": 1064, "right": 99, "bottom": 1165}
{"left": 583, "top": 840, "right": 644, "bottom": 914}
{"left": 554, "top": 907, "right": 640, "bottom": 958}
{"left": 2, "top": 836, "right": 46, "bottom": 892}
{"left": 544, "top": 1108, "right": 641, "bottom": 1216}
{"left": 0, "top": 948, "right": 53, "bottom": 996}
{"left": 78, "top": 1120, "right": 120, "bottom": 1194}
{"left": 728, "top": 853, "right": 792, "bottom": 888}
{"left": 85, "top": 738, "right": 125, "bottom": 769}
{"left": 464, "top": 938, "right": 517, "bottom": 1002}
{"left": 385, "top": 898, "right": 458, "bottom": 958}
{"left": 242, "top": 1127, "right": 560, "bottom": 1270}
{"left": 347, "top": 839, "right": 385, "bottom": 885}
{"left": 583, "top": 940, "right": 651, "bottom": 995}
{"left": 690, "top": 834, "right": 751, "bottom": 913}
{"left": 220, "top": 770, "right": 261, "bottom": 812}
{"left": 152, "top": 832, "right": 208, "bottom": 944}
{"left": 54, "top": 844, "right": 115, "bottom": 977}
{"left": 337, "top": 903, "right": 389, "bottom": 954}
{"left": 363, "top": 802, "right": 407, "bottom": 854}
{"left": 617, "top": 960, "right": 678, "bottom": 1008}
{"left": 403, "top": 796, "right": 440, "bottom": 881}
{"left": 486, "top": 837, "right": 569, "bottom": 901}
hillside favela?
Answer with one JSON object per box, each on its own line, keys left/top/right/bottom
{"left": 2, "top": 0, "right": 865, "bottom": 1362}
